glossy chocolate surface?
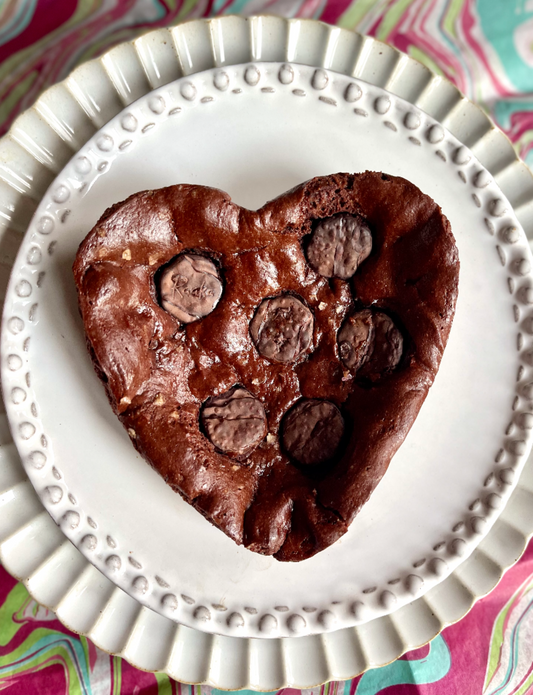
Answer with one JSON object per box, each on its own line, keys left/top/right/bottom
{"left": 73, "top": 172, "right": 459, "bottom": 561}
{"left": 159, "top": 253, "right": 223, "bottom": 323}
{"left": 281, "top": 398, "right": 344, "bottom": 466}
{"left": 249, "top": 294, "right": 314, "bottom": 364}
{"left": 338, "top": 308, "right": 403, "bottom": 381}
{"left": 306, "top": 213, "right": 372, "bottom": 279}
{"left": 201, "top": 386, "right": 267, "bottom": 457}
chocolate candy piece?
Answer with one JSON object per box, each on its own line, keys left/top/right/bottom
{"left": 338, "top": 309, "right": 403, "bottom": 380}
{"left": 306, "top": 213, "right": 372, "bottom": 279}
{"left": 201, "top": 386, "right": 267, "bottom": 457}
{"left": 159, "top": 253, "right": 223, "bottom": 323}
{"left": 281, "top": 399, "right": 344, "bottom": 466}
{"left": 250, "top": 295, "right": 313, "bottom": 363}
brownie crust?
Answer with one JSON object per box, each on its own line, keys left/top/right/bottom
{"left": 73, "top": 172, "right": 459, "bottom": 562}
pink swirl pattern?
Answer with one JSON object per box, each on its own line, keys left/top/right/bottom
{"left": 1, "top": 0, "right": 533, "bottom": 165}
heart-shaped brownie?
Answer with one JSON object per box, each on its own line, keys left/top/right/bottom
{"left": 73, "top": 172, "right": 459, "bottom": 562}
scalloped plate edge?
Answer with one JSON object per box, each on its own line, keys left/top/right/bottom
{"left": 0, "top": 15, "right": 532, "bottom": 689}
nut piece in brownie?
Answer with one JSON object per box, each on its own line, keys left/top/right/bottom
{"left": 73, "top": 172, "right": 459, "bottom": 562}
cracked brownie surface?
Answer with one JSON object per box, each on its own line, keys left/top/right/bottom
{"left": 73, "top": 171, "right": 459, "bottom": 562}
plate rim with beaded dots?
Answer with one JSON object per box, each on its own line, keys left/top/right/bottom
{"left": 2, "top": 49, "right": 533, "bottom": 645}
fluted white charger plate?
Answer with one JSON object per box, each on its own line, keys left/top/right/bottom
{"left": 2, "top": 16, "right": 533, "bottom": 688}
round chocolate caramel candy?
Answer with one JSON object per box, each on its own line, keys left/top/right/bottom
{"left": 306, "top": 213, "right": 372, "bottom": 279}
{"left": 338, "top": 309, "right": 403, "bottom": 380}
{"left": 201, "top": 386, "right": 267, "bottom": 457}
{"left": 159, "top": 253, "right": 223, "bottom": 323}
{"left": 250, "top": 294, "right": 313, "bottom": 364}
{"left": 281, "top": 399, "right": 344, "bottom": 466}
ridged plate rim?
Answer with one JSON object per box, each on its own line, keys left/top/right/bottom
{"left": 0, "top": 15, "right": 532, "bottom": 689}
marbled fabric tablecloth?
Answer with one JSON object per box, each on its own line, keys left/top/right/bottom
{"left": 1, "top": 1, "right": 533, "bottom": 693}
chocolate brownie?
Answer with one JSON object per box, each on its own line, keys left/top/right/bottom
{"left": 73, "top": 172, "right": 459, "bottom": 562}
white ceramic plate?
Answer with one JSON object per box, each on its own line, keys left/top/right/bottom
{"left": 3, "top": 58, "right": 533, "bottom": 640}
{"left": 2, "top": 16, "right": 533, "bottom": 687}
